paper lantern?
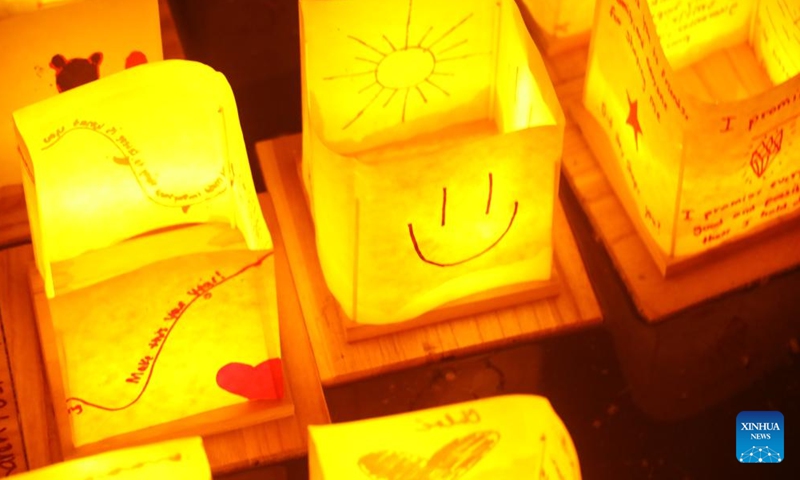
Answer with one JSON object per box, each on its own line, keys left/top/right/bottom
{"left": 0, "top": 0, "right": 162, "bottom": 188}
{"left": 13, "top": 437, "right": 211, "bottom": 479}
{"left": 308, "top": 395, "right": 581, "bottom": 479}
{"left": 582, "top": 0, "right": 800, "bottom": 274}
{"left": 299, "top": 0, "right": 565, "bottom": 325}
{"left": 14, "top": 60, "right": 286, "bottom": 454}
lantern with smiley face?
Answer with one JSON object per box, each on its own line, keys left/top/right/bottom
{"left": 300, "top": 0, "right": 564, "bottom": 325}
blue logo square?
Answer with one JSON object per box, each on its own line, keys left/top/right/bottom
{"left": 737, "top": 411, "right": 784, "bottom": 464}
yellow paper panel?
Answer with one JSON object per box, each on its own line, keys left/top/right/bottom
{"left": 752, "top": 0, "right": 800, "bottom": 84}
{"left": 51, "top": 249, "right": 281, "bottom": 447}
{"left": 0, "top": 0, "right": 162, "bottom": 187}
{"left": 309, "top": 395, "right": 580, "bottom": 480}
{"left": 301, "top": 0, "right": 498, "bottom": 153}
{"left": 13, "top": 60, "right": 271, "bottom": 296}
{"left": 14, "top": 437, "right": 211, "bottom": 479}
{"left": 650, "top": 0, "right": 753, "bottom": 70}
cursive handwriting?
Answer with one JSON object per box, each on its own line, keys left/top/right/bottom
{"left": 149, "top": 328, "right": 169, "bottom": 349}
{"left": 125, "top": 356, "right": 153, "bottom": 384}
{"left": 187, "top": 271, "right": 225, "bottom": 299}
{"left": 417, "top": 408, "right": 481, "bottom": 431}
{"left": 0, "top": 382, "right": 18, "bottom": 476}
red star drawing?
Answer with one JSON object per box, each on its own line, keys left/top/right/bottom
{"left": 626, "top": 91, "right": 643, "bottom": 150}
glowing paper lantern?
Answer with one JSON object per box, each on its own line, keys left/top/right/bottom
{"left": 0, "top": 0, "right": 162, "bottom": 188}
{"left": 308, "top": 395, "right": 581, "bottom": 479}
{"left": 582, "top": 0, "right": 800, "bottom": 274}
{"left": 14, "top": 437, "right": 211, "bottom": 479}
{"left": 14, "top": 60, "right": 285, "bottom": 454}
{"left": 299, "top": 0, "right": 564, "bottom": 325}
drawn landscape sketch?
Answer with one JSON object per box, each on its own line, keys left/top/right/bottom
{"left": 300, "top": 0, "right": 564, "bottom": 325}
{"left": 13, "top": 60, "right": 286, "bottom": 450}
{"left": 15, "top": 437, "right": 211, "bottom": 480}
{"left": 583, "top": 0, "right": 800, "bottom": 263}
{"left": 308, "top": 395, "right": 581, "bottom": 480}
{"left": 0, "top": 0, "right": 162, "bottom": 188}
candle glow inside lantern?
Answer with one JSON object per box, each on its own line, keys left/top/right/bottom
{"left": 308, "top": 395, "right": 581, "bottom": 479}
{"left": 14, "top": 437, "right": 211, "bottom": 479}
{"left": 0, "top": 0, "right": 162, "bottom": 188}
{"left": 582, "top": 0, "right": 800, "bottom": 274}
{"left": 299, "top": 0, "right": 565, "bottom": 326}
{"left": 14, "top": 60, "right": 287, "bottom": 455}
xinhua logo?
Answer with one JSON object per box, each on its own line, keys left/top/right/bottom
{"left": 737, "top": 411, "right": 784, "bottom": 464}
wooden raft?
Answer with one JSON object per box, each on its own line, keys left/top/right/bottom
{"left": 0, "top": 193, "right": 330, "bottom": 476}
{"left": 257, "top": 135, "right": 602, "bottom": 386}
{"left": 554, "top": 43, "right": 800, "bottom": 321}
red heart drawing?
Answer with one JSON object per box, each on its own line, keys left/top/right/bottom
{"left": 216, "top": 358, "right": 284, "bottom": 401}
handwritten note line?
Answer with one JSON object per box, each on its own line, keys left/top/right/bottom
{"left": 65, "top": 252, "right": 273, "bottom": 413}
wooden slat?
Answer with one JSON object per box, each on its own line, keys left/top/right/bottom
{"left": 0, "top": 185, "right": 27, "bottom": 249}
{"left": 256, "top": 135, "right": 602, "bottom": 386}
{"left": 0, "top": 193, "right": 330, "bottom": 476}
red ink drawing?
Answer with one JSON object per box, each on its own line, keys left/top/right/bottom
{"left": 65, "top": 253, "right": 274, "bottom": 414}
{"left": 50, "top": 51, "right": 150, "bottom": 94}
{"left": 216, "top": 358, "right": 284, "bottom": 401}
{"left": 750, "top": 128, "right": 783, "bottom": 178}
{"left": 408, "top": 173, "right": 518, "bottom": 267}
{"left": 50, "top": 53, "right": 103, "bottom": 93}
{"left": 626, "top": 90, "right": 643, "bottom": 150}
{"left": 125, "top": 51, "right": 149, "bottom": 69}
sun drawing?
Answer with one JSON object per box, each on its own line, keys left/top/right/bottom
{"left": 324, "top": 0, "right": 482, "bottom": 130}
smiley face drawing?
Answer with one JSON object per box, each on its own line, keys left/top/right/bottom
{"left": 408, "top": 173, "right": 518, "bottom": 267}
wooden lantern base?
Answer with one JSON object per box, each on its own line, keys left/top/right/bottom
{"left": 257, "top": 135, "right": 601, "bottom": 385}
{"left": 0, "top": 184, "right": 28, "bottom": 248}
{"left": 559, "top": 82, "right": 800, "bottom": 322}
{"left": 343, "top": 273, "right": 561, "bottom": 342}
{"left": 26, "top": 223, "right": 294, "bottom": 460}
{"left": 0, "top": 194, "right": 331, "bottom": 474}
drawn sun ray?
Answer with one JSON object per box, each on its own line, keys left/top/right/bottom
{"left": 325, "top": 1, "right": 484, "bottom": 129}
{"left": 402, "top": 89, "right": 410, "bottom": 122}
{"left": 323, "top": 70, "right": 376, "bottom": 81}
{"left": 438, "top": 52, "right": 488, "bottom": 63}
{"left": 425, "top": 78, "right": 450, "bottom": 96}
{"left": 416, "top": 26, "right": 433, "bottom": 46}
{"left": 359, "top": 81, "right": 381, "bottom": 94}
{"left": 383, "top": 35, "right": 397, "bottom": 51}
{"left": 415, "top": 85, "right": 428, "bottom": 103}
{"left": 425, "top": 13, "right": 474, "bottom": 50}
{"left": 383, "top": 89, "right": 400, "bottom": 107}
{"left": 436, "top": 39, "right": 468, "bottom": 56}
{"left": 344, "top": 87, "right": 386, "bottom": 130}
{"left": 347, "top": 35, "right": 387, "bottom": 57}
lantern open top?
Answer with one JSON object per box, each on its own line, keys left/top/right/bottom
{"left": 14, "top": 60, "right": 272, "bottom": 298}
{"left": 579, "top": 0, "right": 800, "bottom": 277}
